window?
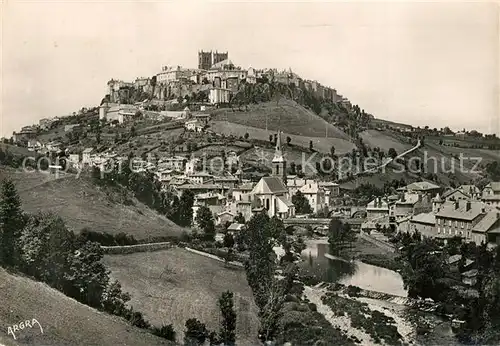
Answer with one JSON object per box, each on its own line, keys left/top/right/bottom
{"left": 461, "top": 221, "right": 464, "bottom": 228}
{"left": 438, "top": 227, "right": 441, "bottom": 234}
{"left": 448, "top": 220, "right": 452, "bottom": 226}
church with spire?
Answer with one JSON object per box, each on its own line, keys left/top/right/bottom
{"left": 250, "top": 130, "right": 295, "bottom": 219}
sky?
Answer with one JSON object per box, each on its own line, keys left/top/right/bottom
{"left": 1, "top": 1, "right": 499, "bottom": 137}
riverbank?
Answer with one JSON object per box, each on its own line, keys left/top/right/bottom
{"left": 303, "top": 285, "right": 411, "bottom": 345}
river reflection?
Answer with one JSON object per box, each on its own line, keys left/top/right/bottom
{"left": 301, "top": 238, "right": 407, "bottom": 297}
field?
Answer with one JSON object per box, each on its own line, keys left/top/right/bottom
{"left": 0, "top": 268, "right": 172, "bottom": 346}
{"left": 0, "top": 166, "right": 185, "bottom": 240}
{"left": 359, "top": 130, "right": 413, "bottom": 153}
{"left": 210, "top": 121, "right": 356, "bottom": 155}
{"left": 103, "top": 248, "right": 259, "bottom": 345}
{"left": 212, "top": 99, "right": 351, "bottom": 140}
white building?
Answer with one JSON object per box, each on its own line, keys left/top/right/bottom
{"left": 209, "top": 88, "right": 231, "bottom": 105}
{"left": 298, "top": 182, "right": 326, "bottom": 214}
{"left": 366, "top": 197, "right": 390, "bottom": 221}
{"left": 482, "top": 182, "right": 500, "bottom": 207}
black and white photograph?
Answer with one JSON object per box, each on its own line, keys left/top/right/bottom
{"left": 1, "top": 1, "right": 499, "bottom": 345}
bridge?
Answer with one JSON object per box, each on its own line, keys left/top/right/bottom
{"left": 283, "top": 217, "right": 364, "bottom": 231}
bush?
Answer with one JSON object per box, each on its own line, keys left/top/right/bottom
{"left": 152, "top": 324, "right": 176, "bottom": 341}
{"left": 346, "top": 285, "right": 362, "bottom": 297}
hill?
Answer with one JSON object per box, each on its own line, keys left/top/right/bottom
{"left": 0, "top": 268, "right": 173, "bottom": 346}
{"left": 0, "top": 166, "right": 184, "bottom": 240}
{"left": 103, "top": 248, "right": 260, "bottom": 345}
{"left": 210, "top": 99, "right": 356, "bottom": 155}
{"left": 213, "top": 99, "right": 351, "bottom": 140}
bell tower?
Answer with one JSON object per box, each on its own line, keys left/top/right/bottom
{"left": 272, "top": 131, "right": 287, "bottom": 183}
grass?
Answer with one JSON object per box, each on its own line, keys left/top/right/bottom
{"left": 212, "top": 99, "right": 351, "bottom": 140}
{"left": 0, "top": 268, "right": 172, "bottom": 346}
{"left": 103, "top": 247, "right": 260, "bottom": 345}
{"left": 210, "top": 121, "right": 356, "bottom": 155}
{"left": 0, "top": 166, "right": 185, "bottom": 241}
{"left": 359, "top": 130, "right": 413, "bottom": 153}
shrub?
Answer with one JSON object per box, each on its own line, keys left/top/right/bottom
{"left": 152, "top": 324, "right": 176, "bottom": 341}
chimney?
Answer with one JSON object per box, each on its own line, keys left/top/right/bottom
{"left": 466, "top": 201, "right": 471, "bottom": 212}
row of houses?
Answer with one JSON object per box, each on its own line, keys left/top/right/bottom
{"left": 363, "top": 181, "right": 500, "bottom": 246}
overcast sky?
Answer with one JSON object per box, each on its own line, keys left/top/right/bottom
{"left": 1, "top": 1, "right": 499, "bottom": 137}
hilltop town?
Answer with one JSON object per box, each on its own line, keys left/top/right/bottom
{"left": 1, "top": 49, "right": 500, "bottom": 346}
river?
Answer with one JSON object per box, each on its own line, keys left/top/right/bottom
{"left": 300, "top": 238, "right": 459, "bottom": 345}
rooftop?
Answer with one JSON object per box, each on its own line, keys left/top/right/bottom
{"left": 436, "top": 200, "right": 485, "bottom": 221}
{"left": 252, "top": 177, "right": 288, "bottom": 195}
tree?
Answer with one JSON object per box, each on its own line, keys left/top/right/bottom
{"left": 388, "top": 147, "right": 398, "bottom": 159}
{"left": 195, "top": 205, "right": 215, "bottom": 240}
{"left": 184, "top": 318, "right": 209, "bottom": 346}
{"left": 244, "top": 132, "right": 249, "bottom": 140}
{"left": 0, "top": 179, "right": 24, "bottom": 267}
{"left": 223, "top": 232, "right": 234, "bottom": 249}
{"left": 292, "top": 190, "right": 312, "bottom": 214}
{"left": 218, "top": 291, "right": 236, "bottom": 345}
{"left": 152, "top": 324, "right": 176, "bottom": 342}
{"left": 130, "top": 126, "right": 137, "bottom": 137}
{"left": 177, "top": 190, "right": 194, "bottom": 227}
{"left": 286, "top": 136, "right": 291, "bottom": 145}
{"left": 65, "top": 241, "right": 109, "bottom": 308}
{"left": 309, "top": 140, "right": 314, "bottom": 151}
{"left": 327, "top": 219, "right": 356, "bottom": 256}
{"left": 269, "top": 134, "right": 273, "bottom": 143}
{"left": 330, "top": 145, "right": 336, "bottom": 157}
{"left": 234, "top": 212, "right": 245, "bottom": 224}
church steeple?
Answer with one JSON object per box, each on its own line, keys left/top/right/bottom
{"left": 272, "top": 130, "right": 287, "bottom": 183}
{"left": 272, "top": 131, "right": 284, "bottom": 163}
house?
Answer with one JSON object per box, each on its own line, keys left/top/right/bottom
{"left": 442, "top": 188, "right": 472, "bottom": 202}
{"left": 232, "top": 183, "right": 254, "bottom": 202}
{"left": 318, "top": 182, "right": 340, "bottom": 198}
{"left": 160, "top": 107, "right": 191, "bottom": 120}
{"left": 188, "top": 172, "right": 214, "bottom": 185}
{"left": 217, "top": 211, "right": 235, "bottom": 226}
{"left": 366, "top": 197, "right": 390, "bottom": 221}
{"left": 458, "top": 185, "right": 481, "bottom": 200}
{"left": 471, "top": 210, "right": 500, "bottom": 246}
{"left": 193, "top": 113, "right": 211, "bottom": 126}
{"left": 214, "top": 175, "right": 239, "bottom": 188}
{"left": 100, "top": 103, "right": 138, "bottom": 123}
{"left": 393, "top": 192, "right": 432, "bottom": 220}
{"left": 435, "top": 200, "right": 487, "bottom": 241}
{"left": 82, "top": 148, "right": 94, "bottom": 164}
{"left": 405, "top": 181, "right": 441, "bottom": 196}
{"left": 158, "top": 156, "right": 187, "bottom": 171}
{"left": 298, "top": 182, "right": 325, "bottom": 214}
{"left": 286, "top": 177, "right": 315, "bottom": 197}
{"left": 461, "top": 269, "right": 479, "bottom": 286}
{"left": 185, "top": 119, "right": 204, "bottom": 132}
{"left": 482, "top": 182, "right": 500, "bottom": 207}
{"left": 409, "top": 212, "right": 436, "bottom": 238}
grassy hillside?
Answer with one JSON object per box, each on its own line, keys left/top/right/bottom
{"left": 103, "top": 248, "right": 259, "bottom": 345}
{"left": 0, "top": 166, "right": 184, "bottom": 240}
{"left": 212, "top": 99, "right": 350, "bottom": 140}
{"left": 0, "top": 268, "right": 172, "bottom": 346}
{"left": 359, "top": 130, "right": 413, "bottom": 153}
{"left": 210, "top": 121, "right": 355, "bottom": 155}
